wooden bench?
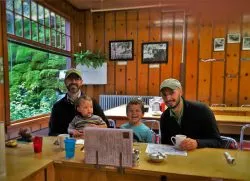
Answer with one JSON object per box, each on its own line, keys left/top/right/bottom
{"left": 211, "top": 106, "right": 250, "bottom": 116}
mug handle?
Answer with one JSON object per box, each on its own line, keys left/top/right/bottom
{"left": 171, "top": 136, "right": 176, "bottom": 145}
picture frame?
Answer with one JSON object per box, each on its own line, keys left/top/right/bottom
{"left": 109, "top": 40, "right": 134, "bottom": 61}
{"left": 214, "top": 38, "right": 225, "bottom": 51}
{"left": 242, "top": 37, "right": 250, "bottom": 50}
{"left": 227, "top": 33, "right": 241, "bottom": 43}
{"left": 141, "top": 42, "right": 168, "bottom": 64}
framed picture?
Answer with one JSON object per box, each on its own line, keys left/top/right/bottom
{"left": 142, "top": 42, "right": 168, "bottom": 64}
{"left": 109, "top": 40, "right": 134, "bottom": 61}
{"left": 242, "top": 37, "right": 250, "bottom": 50}
{"left": 227, "top": 33, "right": 241, "bottom": 43}
{"left": 214, "top": 38, "right": 225, "bottom": 51}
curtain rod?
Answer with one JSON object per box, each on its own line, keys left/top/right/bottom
{"left": 90, "top": 3, "right": 180, "bottom": 13}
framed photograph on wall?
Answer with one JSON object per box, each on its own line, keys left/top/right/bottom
{"left": 242, "top": 37, "right": 250, "bottom": 50}
{"left": 141, "top": 42, "right": 168, "bottom": 64}
{"left": 227, "top": 33, "right": 241, "bottom": 43}
{"left": 214, "top": 38, "right": 225, "bottom": 51}
{"left": 109, "top": 40, "right": 134, "bottom": 61}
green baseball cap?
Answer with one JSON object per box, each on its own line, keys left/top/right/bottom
{"left": 160, "top": 78, "right": 182, "bottom": 90}
{"left": 65, "top": 68, "right": 82, "bottom": 79}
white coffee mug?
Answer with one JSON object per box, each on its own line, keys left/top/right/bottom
{"left": 57, "top": 134, "right": 70, "bottom": 149}
{"left": 171, "top": 134, "right": 187, "bottom": 148}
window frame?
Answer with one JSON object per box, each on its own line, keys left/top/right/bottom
{"left": 6, "top": 0, "right": 72, "bottom": 53}
{"left": 3, "top": 0, "right": 73, "bottom": 127}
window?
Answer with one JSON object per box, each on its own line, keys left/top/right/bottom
{"left": 6, "top": 0, "right": 71, "bottom": 51}
{"left": 5, "top": 0, "right": 72, "bottom": 122}
{"left": 8, "top": 42, "right": 70, "bottom": 121}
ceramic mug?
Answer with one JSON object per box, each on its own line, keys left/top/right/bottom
{"left": 171, "top": 134, "right": 187, "bottom": 148}
{"left": 57, "top": 134, "right": 70, "bottom": 149}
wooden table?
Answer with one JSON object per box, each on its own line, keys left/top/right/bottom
{"left": 211, "top": 107, "right": 250, "bottom": 116}
{"left": 104, "top": 105, "right": 250, "bottom": 135}
{"left": 2, "top": 137, "right": 250, "bottom": 181}
{"left": 1, "top": 137, "right": 58, "bottom": 181}
{"left": 54, "top": 144, "right": 250, "bottom": 181}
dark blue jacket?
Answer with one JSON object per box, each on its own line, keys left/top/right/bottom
{"left": 49, "top": 94, "right": 109, "bottom": 136}
{"left": 160, "top": 98, "right": 222, "bottom": 148}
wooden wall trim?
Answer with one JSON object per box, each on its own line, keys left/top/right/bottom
{"left": 0, "top": 0, "right": 4, "bottom": 123}
{"left": 7, "top": 115, "right": 50, "bottom": 139}
{"left": 1, "top": 0, "right": 10, "bottom": 125}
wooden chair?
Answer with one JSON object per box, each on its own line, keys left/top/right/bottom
{"left": 108, "top": 119, "right": 116, "bottom": 128}
{"left": 211, "top": 104, "right": 227, "bottom": 107}
{"left": 240, "top": 124, "right": 250, "bottom": 150}
{"left": 220, "top": 136, "right": 238, "bottom": 149}
{"left": 142, "top": 119, "right": 161, "bottom": 144}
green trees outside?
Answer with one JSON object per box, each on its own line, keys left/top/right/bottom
{"left": 8, "top": 42, "right": 68, "bottom": 121}
{"left": 5, "top": 0, "right": 71, "bottom": 121}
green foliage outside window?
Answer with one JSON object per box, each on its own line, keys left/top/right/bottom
{"left": 8, "top": 42, "right": 69, "bottom": 121}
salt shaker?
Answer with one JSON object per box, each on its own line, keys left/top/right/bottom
{"left": 132, "top": 149, "right": 140, "bottom": 167}
{"left": 224, "top": 152, "right": 235, "bottom": 165}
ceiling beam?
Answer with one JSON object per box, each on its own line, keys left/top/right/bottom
{"left": 90, "top": 3, "right": 182, "bottom": 13}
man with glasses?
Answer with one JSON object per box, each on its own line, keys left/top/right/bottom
{"left": 159, "top": 78, "right": 222, "bottom": 150}
{"left": 48, "top": 68, "right": 109, "bottom": 136}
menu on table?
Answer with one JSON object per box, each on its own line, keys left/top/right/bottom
{"left": 84, "top": 128, "right": 133, "bottom": 167}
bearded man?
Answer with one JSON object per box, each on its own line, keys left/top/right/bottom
{"left": 159, "top": 78, "right": 222, "bottom": 150}
{"left": 49, "top": 69, "right": 109, "bottom": 136}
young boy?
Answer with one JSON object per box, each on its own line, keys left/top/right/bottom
{"left": 120, "top": 99, "right": 153, "bottom": 143}
{"left": 68, "top": 95, "right": 107, "bottom": 137}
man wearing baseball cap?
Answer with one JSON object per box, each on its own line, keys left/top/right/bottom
{"left": 159, "top": 78, "right": 222, "bottom": 150}
{"left": 49, "top": 68, "right": 109, "bottom": 136}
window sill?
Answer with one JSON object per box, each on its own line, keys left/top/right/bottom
{"left": 7, "top": 114, "right": 50, "bottom": 139}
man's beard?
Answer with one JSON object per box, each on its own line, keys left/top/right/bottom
{"left": 67, "top": 83, "right": 80, "bottom": 93}
{"left": 167, "top": 96, "right": 181, "bottom": 109}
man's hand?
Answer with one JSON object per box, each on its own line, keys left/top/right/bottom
{"left": 179, "top": 138, "right": 198, "bottom": 151}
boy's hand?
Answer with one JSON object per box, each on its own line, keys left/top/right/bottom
{"left": 72, "top": 130, "right": 84, "bottom": 138}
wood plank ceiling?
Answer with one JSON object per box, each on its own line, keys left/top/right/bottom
{"left": 64, "top": 0, "right": 186, "bottom": 11}
{"left": 65, "top": 0, "right": 250, "bottom": 14}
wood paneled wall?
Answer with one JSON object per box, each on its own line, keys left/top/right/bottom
{"left": 1, "top": 1, "right": 250, "bottom": 121}
{"left": 77, "top": 10, "right": 250, "bottom": 107}
{"left": 0, "top": 1, "right": 6, "bottom": 122}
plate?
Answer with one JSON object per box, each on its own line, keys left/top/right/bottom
{"left": 149, "top": 157, "right": 165, "bottom": 163}
{"left": 151, "top": 111, "right": 162, "bottom": 116}
{"left": 148, "top": 153, "right": 167, "bottom": 163}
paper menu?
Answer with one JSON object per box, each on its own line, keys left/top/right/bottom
{"left": 146, "top": 143, "right": 187, "bottom": 156}
{"left": 84, "top": 128, "right": 133, "bottom": 167}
